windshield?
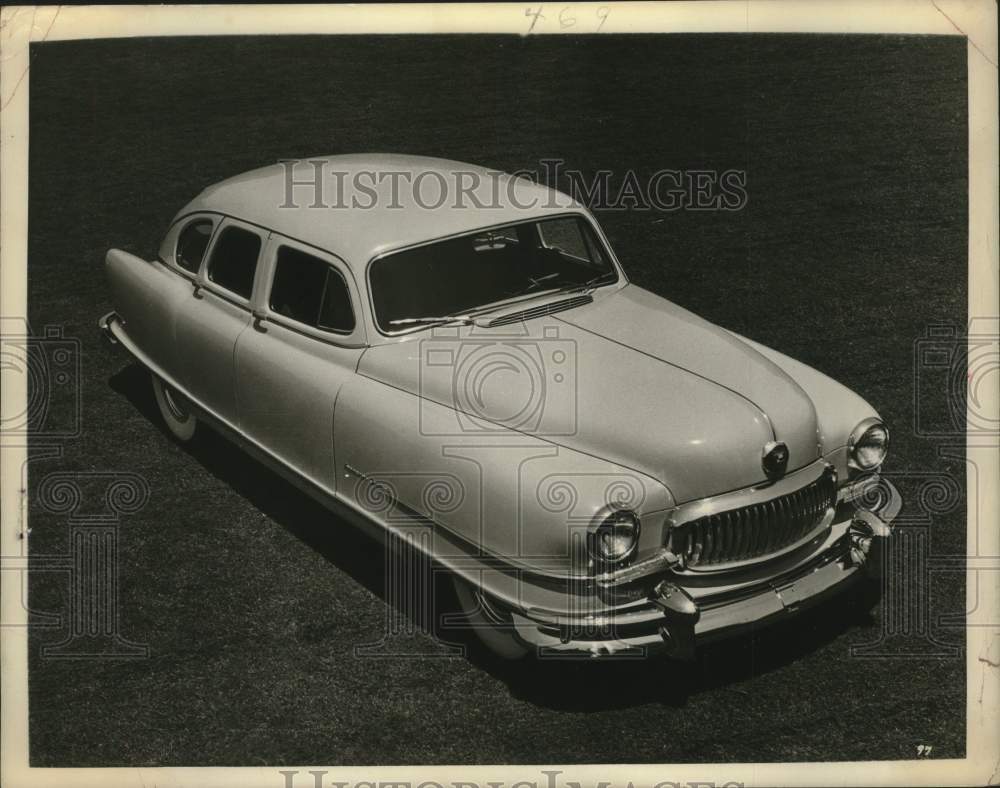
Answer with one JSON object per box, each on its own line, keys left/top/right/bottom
{"left": 369, "top": 214, "right": 619, "bottom": 332}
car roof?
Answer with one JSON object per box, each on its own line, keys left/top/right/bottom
{"left": 176, "top": 154, "right": 587, "bottom": 271}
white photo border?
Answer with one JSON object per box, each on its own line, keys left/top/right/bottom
{"left": 1, "top": 3, "right": 997, "bottom": 787}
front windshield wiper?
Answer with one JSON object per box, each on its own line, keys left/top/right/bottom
{"left": 387, "top": 314, "right": 476, "bottom": 327}
{"left": 504, "top": 271, "right": 615, "bottom": 303}
{"left": 387, "top": 273, "right": 616, "bottom": 330}
{"left": 512, "top": 272, "right": 561, "bottom": 295}
{"left": 559, "top": 271, "right": 616, "bottom": 294}
{"left": 388, "top": 293, "right": 553, "bottom": 329}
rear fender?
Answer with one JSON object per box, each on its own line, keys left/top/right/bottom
{"left": 104, "top": 248, "right": 190, "bottom": 385}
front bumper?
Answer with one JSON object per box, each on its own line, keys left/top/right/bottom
{"left": 508, "top": 478, "right": 901, "bottom": 659}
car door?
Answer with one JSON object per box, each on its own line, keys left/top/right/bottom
{"left": 174, "top": 217, "right": 266, "bottom": 425}
{"left": 234, "top": 234, "right": 367, "bottom": 491}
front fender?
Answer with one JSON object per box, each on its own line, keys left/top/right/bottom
{"left": 333, "top": 374, "right": 674, "bottom": 577}
{"left": 728, "top": 332, "right": 881, "bottom": 466}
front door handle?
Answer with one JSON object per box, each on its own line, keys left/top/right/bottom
{"left": 192, "top": 282, "right": 204, "bottom": 299}
{"left": 252, "top": 309, "right": 267, "bottom": 332}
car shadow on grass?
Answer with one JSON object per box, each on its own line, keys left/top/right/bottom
{"left": 110, "top": 361, "right": 881, "bottom": 713}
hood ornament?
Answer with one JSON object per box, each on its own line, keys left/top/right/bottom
{"left": 762, "top": 441, "right": 789, "bottom": 481}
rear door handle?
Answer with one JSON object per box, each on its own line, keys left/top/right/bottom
{"left": 192, "top": 282, "right": 204, "bottom": 299}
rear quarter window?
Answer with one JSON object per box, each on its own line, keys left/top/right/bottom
{"left": 174, "top": 219, "right": 214, "bottom": 274}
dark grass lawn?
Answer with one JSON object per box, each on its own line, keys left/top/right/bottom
{"left": 26, "top": 34, "right": 967, "bottom": 765}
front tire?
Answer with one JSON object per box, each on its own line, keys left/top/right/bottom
{"left": 151, "top": 375, "right": 197, "bottom": 442}
{"left": 451, "top": 575, "right": 530, "bottom": 660}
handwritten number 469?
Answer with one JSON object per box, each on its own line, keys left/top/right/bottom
{"left": 525, "top": 6, "right": 611, "bottom": 33}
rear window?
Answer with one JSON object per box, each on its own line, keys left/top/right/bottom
{"left": 269, "top": 246, "right": 355, "bottom": 334}
{"left": 206, "top": 226, "right": 261, "bottom": 300}
{"left": 175, "top": 219, "right": 213, "bottom": 274}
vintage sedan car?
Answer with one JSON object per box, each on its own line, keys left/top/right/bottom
{"left": 101, "top": 154, "right": 900, "bottom": 659}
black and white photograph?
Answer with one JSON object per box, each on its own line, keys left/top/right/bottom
{"left": 1, "top": 3, "right": 997, "bottom": 787}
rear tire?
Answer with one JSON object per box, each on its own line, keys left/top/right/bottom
{"left": 151, "top": 375, "right": 197, "bottom": 442}
{"left": 452, "top": 575, "right": 530, "bottom": 660}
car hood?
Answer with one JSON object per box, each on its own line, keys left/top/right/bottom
{"left": 358, "top": 284, "right": 821, "bottom": 504}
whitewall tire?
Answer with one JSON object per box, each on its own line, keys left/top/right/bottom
{"left": 151, "top": 375, "right": 198, "bottom": 442}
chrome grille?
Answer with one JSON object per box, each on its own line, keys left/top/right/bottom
{"left": 672, "top": 470, "right": 837, "bottom": 568}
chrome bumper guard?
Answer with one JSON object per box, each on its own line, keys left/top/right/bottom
{"left": 98, "top": 310, "right": 120, "bottom": 345}
{"left": 511, "top": 478, "right": 901, "bottom": 660}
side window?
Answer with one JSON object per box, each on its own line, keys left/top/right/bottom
{"left": 269, "top": 246, "right": 356, "bottom": 334}
{"left": 206, "top": 226, "right": 261, "bottom": 300}
{"left": 175, "top": 219, "right": 214, "bottom": 274}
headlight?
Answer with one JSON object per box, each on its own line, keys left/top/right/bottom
{"left": 849, "top": 418, "right": 889, "bottom": 471}
{"left": 589, "top": 509, "right": 641, "bottom": 565}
